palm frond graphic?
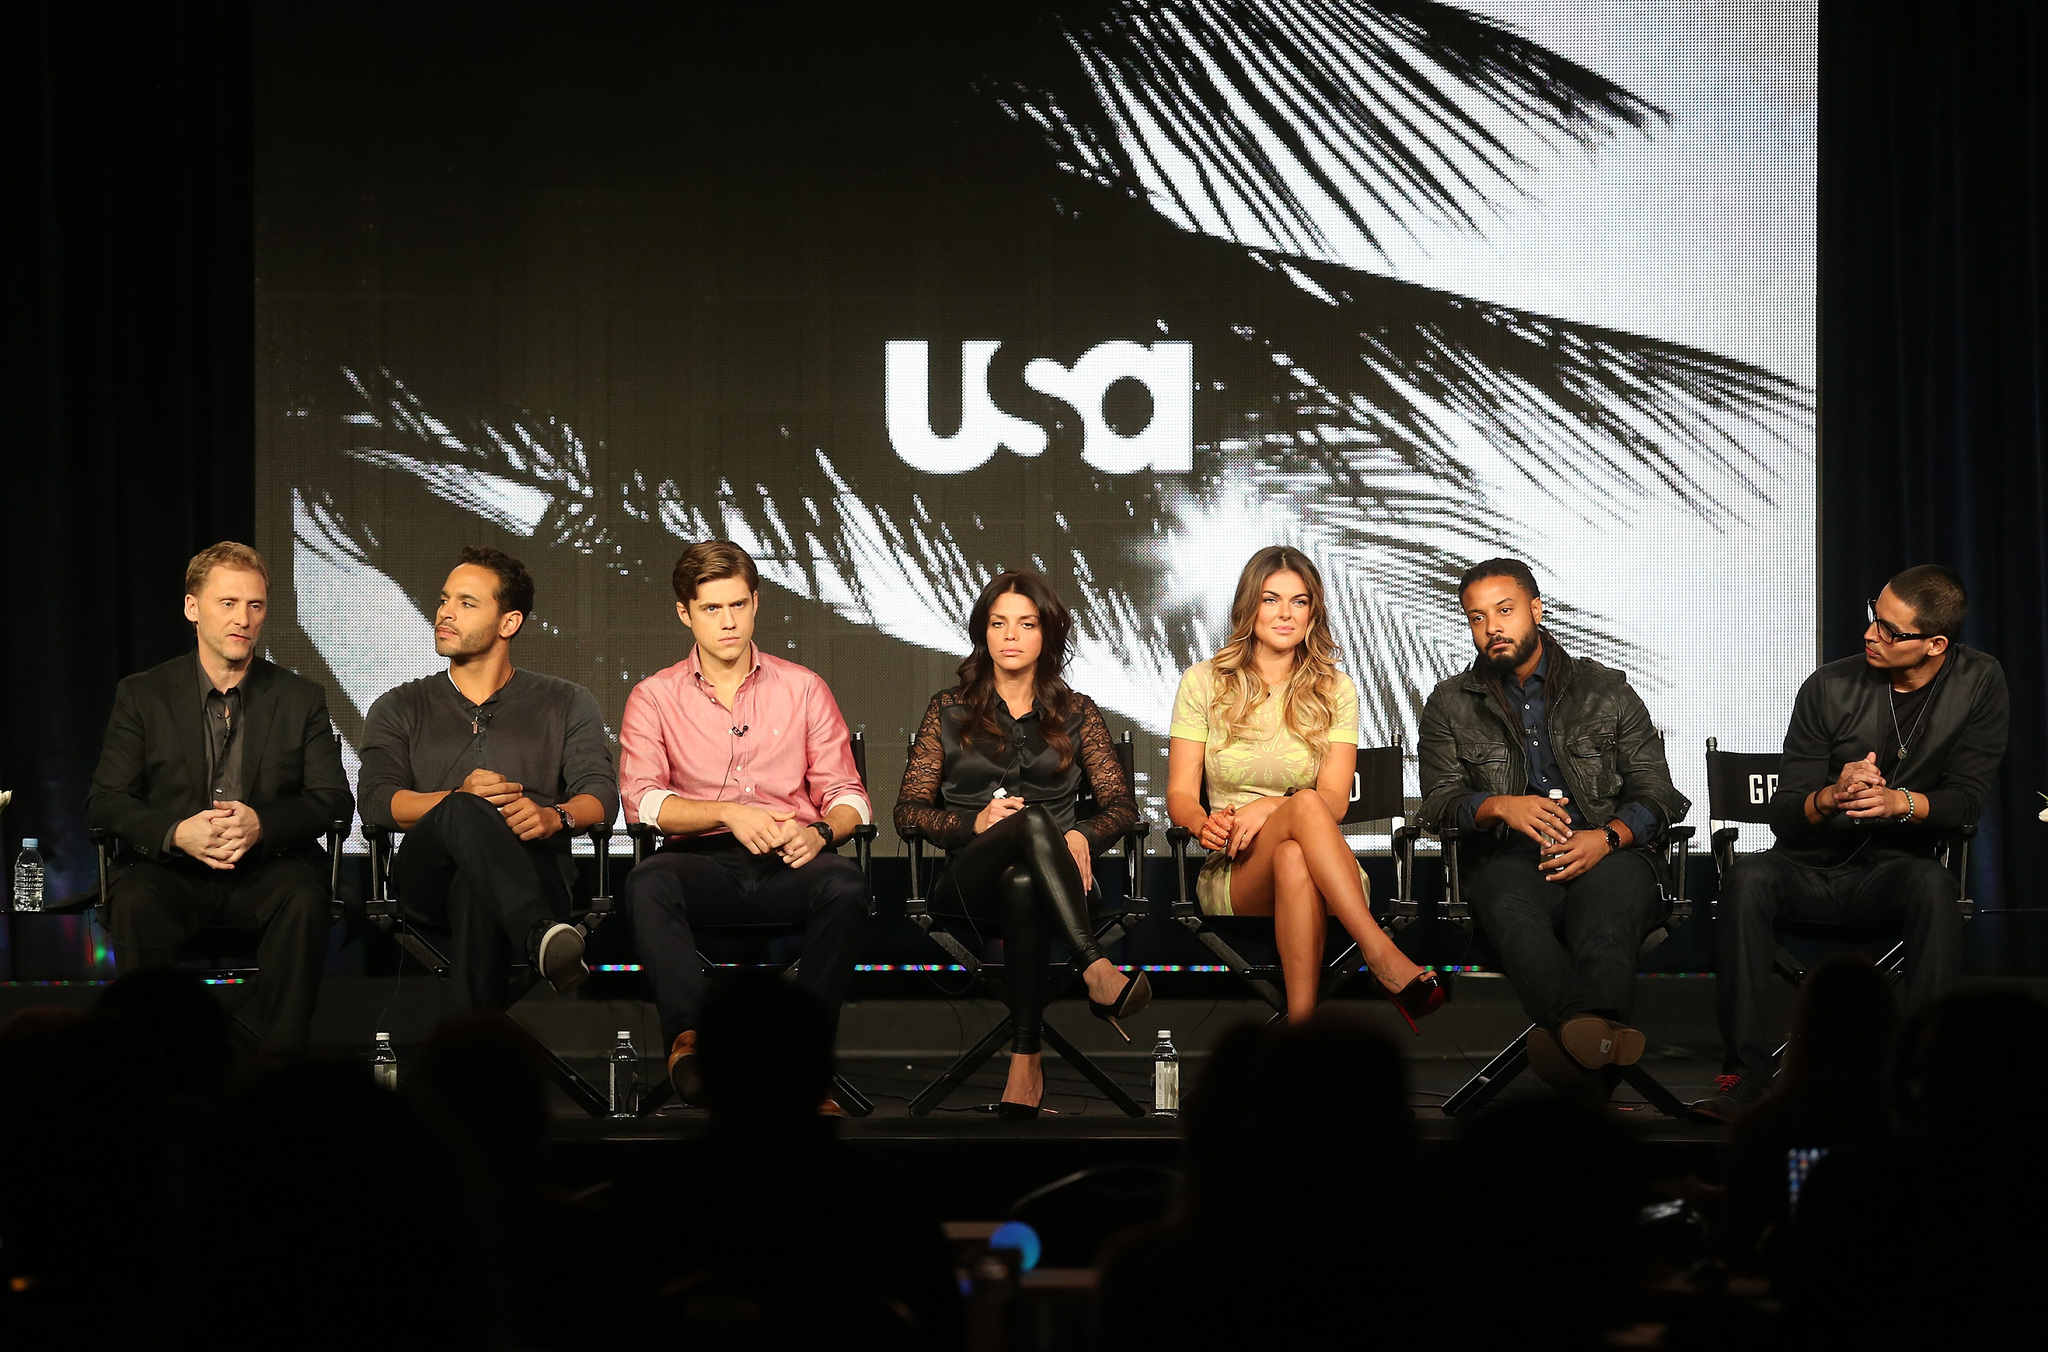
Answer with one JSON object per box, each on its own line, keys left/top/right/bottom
{"left": 286, "top": 0, "right": 1811, "bottom": 775}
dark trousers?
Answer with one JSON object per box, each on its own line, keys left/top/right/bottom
{"left": 1467, "top": 847, "right": 1664, "bottom": 1029}
{"left": 107, "top": 855, "right": 332, "bottom": 1054}
{"left": 934, "top": 805, "right": 1108, "bottom": 1055}
{"left": 1716, "top": 848, "right": 1960, "bottom": 1080}
{"left": 395, "top": 791, "right": 572, "bottom": 1016}
{"left": 624, "top": 835, "right": 869, "bottom": 1048}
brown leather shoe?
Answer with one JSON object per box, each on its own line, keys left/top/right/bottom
{"left": 818, "top": 1096, "right": 845, "bottom": 1118}
{"left": 667, "top": 1031, "right": 701, "bottom": 1105}
{"left": 1526, "top": 1027, "right": 1608, "bottom": 1109}
{"left": 1558, "top": 1015, "right": 1646, "bottom": 1071}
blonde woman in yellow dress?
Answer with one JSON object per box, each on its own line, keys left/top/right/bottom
{"left": 1165, "top": 546, "right": 1444, "bottom": 1028}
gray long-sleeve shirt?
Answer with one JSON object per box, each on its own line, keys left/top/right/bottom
{"left": 357, "top": 669, "right": 619, "bottom": 851}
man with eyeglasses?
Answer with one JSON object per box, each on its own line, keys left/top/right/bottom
{"left": 1695, "top": 565, "right": 2009, "bottom": 1123}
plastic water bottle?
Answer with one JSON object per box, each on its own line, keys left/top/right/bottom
{"left": 371, "top": 1032, "right": 398, "bottom": 1090}
{"left": 12, "top": 839, "right": 45, "bottom": 913}
{"left": 1151, "top": 1029, "right": 1179, "bottom": 1118}
{"left": 609, "top": 1030, "right": 641, "bottom": 1118}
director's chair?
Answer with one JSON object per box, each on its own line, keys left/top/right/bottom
{"left": 43, "top": 822, "right": 350, "bottom": 1049}
{"left": 1161, "top": 744, "right": 1440, "bottom": 1022}
{"left": 624, "top": 731, "right": 882, "bottom": 1117}
{"left": 1441, "top": 823, "right": 1698, "bottom": 1119}
{"left": 1703, "top": 736, "right": 1976, "bottom": 1067}
{"left": 899, "top": 731, "right": 1153, "bottom": 1117}
{"left": 363, "top": 818, "right": 620, "bottom": 1117}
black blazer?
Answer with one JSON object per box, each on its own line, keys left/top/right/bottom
{"left": 87, "top": 651, "right": 354, "bottom": 876}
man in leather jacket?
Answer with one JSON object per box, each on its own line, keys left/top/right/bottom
{"left": 1693, "top": 565, "right": 2008, "bottom": 1123}
{"left": 1419, "top": 559, "right": 1689, "bottom": 1101}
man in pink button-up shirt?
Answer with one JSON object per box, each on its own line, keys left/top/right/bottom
{"left": 619, "top": 541, "right": 872, "bottom": 1103}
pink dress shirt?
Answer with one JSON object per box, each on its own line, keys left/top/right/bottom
{"left": 619, "top": 645, "right": 871, "bottom": 835}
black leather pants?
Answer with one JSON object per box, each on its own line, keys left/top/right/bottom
{"left": 935, "top": 804, "right": 1107, "bottom": 1054}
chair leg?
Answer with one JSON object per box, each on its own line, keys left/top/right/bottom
{"left": 1616, "top": 1063, "right": 1688, "bottom": 1119}
{"left": 829, "top": 1073, "right": 874, "bottom": 1117}
{"left": 1178, "top": 917, "right": 1288, "bottom": 1017}
{"left": 908, "top": 1015, "right": 1015, "bottom": 1116}
{"left": 1040, "top": 1020, "right": 1146, "bottom": 1118}
{"left": 520, "top": 1024, "right": 610, "bottom": 1118}
{"left": 1444, "top": 1026, "right": 1533, "bottom": 1117}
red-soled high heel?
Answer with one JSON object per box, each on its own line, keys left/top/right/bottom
{"left": 1379, "top": 970, "right": 1445, "bottom": 1035}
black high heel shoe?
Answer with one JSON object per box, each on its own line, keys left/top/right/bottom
{"left": 1088, "top": 969, "right": 1154, "bottom": 1043}
{"left": 1378, "top": 970, "right": 1445, "bottom": 1036}
{"left": 995, "top": 1100, "right": 1040, "bottom": 1119}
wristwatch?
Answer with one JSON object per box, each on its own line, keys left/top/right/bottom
{"left": 811, "top": 820, "right": 835, "bottom": 849}
{"left": 552, "top": 804, "right": 576, "bottom": 835}
{"left": 1601, "top": 826, "right": 1622, "bottom": 853}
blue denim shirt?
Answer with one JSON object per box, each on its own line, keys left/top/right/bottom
{"left": 1458, "top": 649, "right": 1659, "bottom": 850}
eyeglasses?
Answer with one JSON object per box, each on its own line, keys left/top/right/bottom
{"left": 1866, "top": 599, "right": 1929, "bottom": 645}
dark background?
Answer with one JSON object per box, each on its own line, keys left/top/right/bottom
{"left": 4, "top": 1, "right": 2043, "bottom": 972}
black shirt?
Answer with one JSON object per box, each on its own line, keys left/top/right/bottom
{"left": 199, "top": 651, "right": 247, "bottom": 803}
{"left": 357, "top": 669, "right": 619, "bottom": 852}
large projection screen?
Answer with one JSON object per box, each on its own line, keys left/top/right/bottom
{"left": 255, "top": 1, "right": 1816, "bottom": 854}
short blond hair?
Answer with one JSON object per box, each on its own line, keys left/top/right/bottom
{"left": 184, "top": 542, "right": 270, "bottom": 597}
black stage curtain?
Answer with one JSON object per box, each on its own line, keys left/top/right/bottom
{"left": 1821, "top": 0, "right": 2048, "bottom": 964}
{"left": 1, "top": 0, "right": 254, "bottom": 904}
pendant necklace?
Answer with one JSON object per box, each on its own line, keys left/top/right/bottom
{"left": 1888, "top": 683, "right": 1931, "bottom": 762}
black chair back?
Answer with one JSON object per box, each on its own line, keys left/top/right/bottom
{"left": 1341, "top": 744, "right": 1405, "bottom": 827}
{"left": 1705, "top": 736, "right": 1781, "bottom": 825}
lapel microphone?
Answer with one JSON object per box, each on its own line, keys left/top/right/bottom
{"left": 731, "top": 725, "right": 749, "bottom": 737}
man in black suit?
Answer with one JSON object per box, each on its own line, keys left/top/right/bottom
{"left": 87, "top": 542, "right": 352, "bottom": 1055}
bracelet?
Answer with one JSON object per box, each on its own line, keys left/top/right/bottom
{"left": 1900, "top": 790, "right": 1916, "bottom": 823}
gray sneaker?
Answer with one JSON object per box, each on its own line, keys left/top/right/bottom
{"left": 1688, "top": 1072, "right": 1767, "bottom": 1125}
{"left": 534, "top": 922, "right": 590, "bottom": 994}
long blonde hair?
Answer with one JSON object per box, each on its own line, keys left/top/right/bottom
{"left": 1208, "top": 546, "right": 1342, "bottom": 757}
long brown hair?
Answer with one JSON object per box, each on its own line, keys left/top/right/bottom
{"left": 1208, "top": 546, "right": 1342, "bottom": 758}
{"left": 953, "top": 571, "right": 1078, "bottom": 770}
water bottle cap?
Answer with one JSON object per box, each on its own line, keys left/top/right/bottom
{"left": 617, "top": 1030, "right": 631, "bottom": 1039}
{"left": 20, "top": 839, "right": 36, "bottom": 849}
{"left": 1548, "top": 789, "right": 1565, "bottom": 799}
{"left": 375, "top": 1031, "right": 390, "bottom": 1040}
{"left": 1158, "top": 1030, "right": 1171, "bottom": 1038}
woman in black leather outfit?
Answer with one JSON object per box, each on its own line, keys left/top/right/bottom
{"left": 895, "top": 571, "right": 1151, "bottom": 1115}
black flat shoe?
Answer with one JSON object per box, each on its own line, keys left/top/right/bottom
{"left": 1087, "top": 969, "right": 1154, "bottom": 1043}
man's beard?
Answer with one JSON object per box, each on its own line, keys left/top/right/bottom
{"left": 1480, "top": 631, "right": 1537, "bottom": 674}
{"left": 436, "top": 629, "right": 494, "bottom": 659}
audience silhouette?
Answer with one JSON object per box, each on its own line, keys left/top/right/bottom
{"left": 1723, "top": 954, "right": 1899, "bottom": 1268}
{"left": 1097, "top": 1011, "right": 1420, "bottom": 1350}
{"left": 628, "top": 970, "right": 959, "bottom": 1350}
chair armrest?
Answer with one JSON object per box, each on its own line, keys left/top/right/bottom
{"left": 586, "top": 820, "right": 614, "bottom": 913}
{"left": 626, "top": 821, "right": 661, "bottom": 866}
{"left": 1664, "top": 825, "right": 1695, "bottom": 843}
{"left": 326, "top": 819, "right": 349, "bottom": 918}
{"left": 1163, "top": 825, "right": 1196, "bottom": 916}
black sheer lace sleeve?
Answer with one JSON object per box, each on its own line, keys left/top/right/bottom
{"left": 893, "top": 692, "right": 976, "bottom": 850}
{"left": 1071, "top": 696, "right": 1141, "bottom": 854}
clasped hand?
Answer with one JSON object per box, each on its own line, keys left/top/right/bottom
{"left": 722, "top": 802, "right": 826, "bottom": 867}
{"left": 460, "top": 768, "right": 562, "bottom": 841}
{"left": 1827, "top": 752, "right": 1905, "bottom": 819}
{"left": 1198, "top": 796, "right": 1281, "bottom": 859}
{"left": 174, "top": 800, "right": 263, "bottom": 870}
{"left": 1480, "top": 794, "right": 1607, "bottom": 883}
